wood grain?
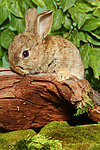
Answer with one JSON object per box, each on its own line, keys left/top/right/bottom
{"left": 0, "top": 67, "right": 99, "bottom": 130}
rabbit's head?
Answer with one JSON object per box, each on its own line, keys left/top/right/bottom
{"left": 8, "top": 8, "right": 53, "bottom": 75}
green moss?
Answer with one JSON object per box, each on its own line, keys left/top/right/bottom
{"left": 39, "top": 122, "right": 100, "bottom": 149}
{"left": 0, "top": 129, "right": 36, "bottom": 150}
{"left": 1, "top": 122, "right": 100, "bottom": 150}
{"left": 13, "top": 139, "right": 32, "bottom": 150}
{"left": 42, "top": 124, "right": 100, "bottom": 142}
{"left": 88, "top": 143, "right": 100, "bottom": 150}
{"left": 39, "top": 121, "right": 70, "bottom": 134}
{"left": 12, "top": 134, "right": 63, "bottom": 150}
{"left": 0, "top": 138, "right": 7, "bottom": 143}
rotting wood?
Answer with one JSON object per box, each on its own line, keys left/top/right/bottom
{"left": 0, "top": 67, "right": 100, "bottom": 130}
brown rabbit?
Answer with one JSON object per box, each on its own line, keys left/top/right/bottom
{"left": 8, "top": 7, "right": 84, "bottom": 80}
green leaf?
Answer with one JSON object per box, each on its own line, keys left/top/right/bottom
{"left": 76, "top": 1, "right": 95, "bottom": 12}
{"left": 37, "top": 6, "right": 48, "bottom": 14}
{"left": 89, "top": 32, "right": 100, "bottom": 40}
{"left": 78, "top": 32, "right": 87, "bottom": 43}
{"left": 71, "top": 29, "right": 81, "bottom": 47}
{"left": 86, "top": 14, "right": 93, "bottom": 20}
{"left": 4, "top": 52, "right": 9, "bottom": 62}
{"left": 37, "top": 6, "right": 48, "bottom": 13}
{"left": 0, "top": 45, "right": 4, "bottom": 59}
{"left": 85, "top": 67, "right": 100, "bottom": 92}
{"left": 1, "top": 29, "right": 15, "bottom": 49}
{"left": 54, "top": 0, "right": 60, "bottom": 2}
{"left": 0, "top": 0, "right": 9, "bottom": 25}
{"left": 69, "top": 6, "right": 86, "bottom": 29}
{"left": 82, "top": 18, "right": 100, "bottom": 31}
{"left": 60, "top": 0, "right": 76, "bottom": 12}
{"left": 86, "top": 33, "right": 100, "bottom": 46}
{"left": 0, "top": 19, "right": 10, "bottom": 30}
{"left": 93, "top": 7, "right": 100, "bottom": 17}
{"left": 45, "top": 0, "right": 57, "bottom": 12}
{"left": 0, "top": 59, "right": 3, "bottom": 67}
{"left": 7, "top": 0, "right": 25, "bottom": 18}
{"left": 10, "top": 14, "right": 25, "bottom": 34}
{"left": 24, "top": 0, "right": 37, "bottom": 8}
{"left": 51, "top": 9, "right": 64, "bottom": 31}
{"left": 89, "top": 48, "right": 100, "bottom": 79}
{"left": 31, "top": 0, "right": 46, "bottom": 8}
{"left": 51, "top": 26, "right": 67, "bottom": 37}
{"left": 86, "top": 0, "right": 100, "bottom": 6}
{"left": 67, "top": 30, "right": 87, "bottom": 48}
{"left": 94, "top": 27, "right": 100, "bottom": 36}
{"left": 81, "top": 43, "right": 90, "bottom": 68}
{"left": 70, "top": 30, "right": 87, "bottom": 47}
{"left": 0, "top": 0, "right": 4, "bottom": 5}
{"left": 2, "top": 55, "right": 9, "bottom": 67}
{"left": 63, "top": 15, "right": 72, "bottom": 30}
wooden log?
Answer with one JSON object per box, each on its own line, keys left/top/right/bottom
{"left": 0, "top": 67, "right": 100, "bottom": 130}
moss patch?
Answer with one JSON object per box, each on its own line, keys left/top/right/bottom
{"left": 39, "top": 121, "right": 70, "bottom": 134}
{"left": 39, "top": 123, "right": 100, "bottom": 149}
{"left": 88, "top": 143, "right": 100, "bottom": 150}
{"left": 0, "top": 129, "right": 36, "bottom": 150}
{"left": 1, "top": 122, "right": 100, "bottom": 150}
{"left": 13, "top": 134, "right": 63, "bottom": 150}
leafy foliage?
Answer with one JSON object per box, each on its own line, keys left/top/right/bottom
{"left": 1, "top": 0, "right": 100, "bottom": 90}
{"left": 74, "top": 89, "right": 94, "bottom": 116}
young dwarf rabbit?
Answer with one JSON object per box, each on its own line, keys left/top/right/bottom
{"left": 8, "top": 7, "right": 84, "bottom": 80}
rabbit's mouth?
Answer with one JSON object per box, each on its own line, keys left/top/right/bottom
{"left": 10, "top": 63, "right": 27, "bottom": 75}
{"left": 19, "top": 66, "right": 24, "bottom": 70}
{"left": 10, "top": 63, "right": 37, "bottom": 75}
{"left": 16, "top": 66, "right": 28, "bottom": 75}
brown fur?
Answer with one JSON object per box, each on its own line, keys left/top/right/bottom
{"left": 8, "top": 8, "right": 84, "bottom": 80}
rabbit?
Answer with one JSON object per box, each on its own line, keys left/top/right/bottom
{"left": 8, "top": 7, "right": 84, "bottom": 80}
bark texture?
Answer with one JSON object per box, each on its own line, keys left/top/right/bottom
{"left": 0, "top": 67, "right": 100, "bottom": 130}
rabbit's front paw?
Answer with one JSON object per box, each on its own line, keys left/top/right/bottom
{"left": 57, "top": 69, "right": 70, "bottom": 81}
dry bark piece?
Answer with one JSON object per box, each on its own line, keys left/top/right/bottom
{"left": 0, "top": 67, "right": 100, "bottom": 130}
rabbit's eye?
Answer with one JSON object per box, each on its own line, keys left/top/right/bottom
{"left": 22, "top": 50, "right": 29, "bottom": 58}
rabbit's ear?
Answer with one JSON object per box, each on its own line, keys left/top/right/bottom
{"left": 25, "top": 8, "right": 38, "bottom": 32}
{"left": 36, "top": 10, "right": 53, "bottom": 38}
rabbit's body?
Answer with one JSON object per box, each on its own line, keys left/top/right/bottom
{"left": 45, "top": 35, "right": 84, "bottom": 79}
{"left": 8, "top": 8, "right": 84, "bottom": 80}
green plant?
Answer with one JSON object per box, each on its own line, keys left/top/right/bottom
{"left": 1, "top": 0, "right": 100, "bottom": 90}
{"left": 12, "top": 134, "right": 63, "bottom": 150}
{"left": 74, "top": 89, "right": 94, "bottom": 116}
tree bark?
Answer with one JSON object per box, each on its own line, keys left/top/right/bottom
{"left": 0, "top": 67, "right": 100, "bottom": 130}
